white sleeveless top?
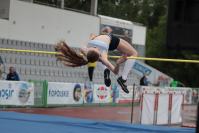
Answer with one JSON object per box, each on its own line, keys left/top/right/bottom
{"left": 87, "top": 40, "right": 109, "bottom": 52}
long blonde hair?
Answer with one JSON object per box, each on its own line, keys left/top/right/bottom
{"left": 55, "top": 41, "right": 99, "bottom": 67}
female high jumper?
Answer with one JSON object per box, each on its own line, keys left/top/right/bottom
{"left": 55, "top": 34, "right": 138, "bottom": 93}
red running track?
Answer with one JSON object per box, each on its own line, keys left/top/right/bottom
{"left": 4, "top": 104, "right": 197, "bottom": 127}
{"left": 5, "top": 106, "right": 140, "bottom": 123}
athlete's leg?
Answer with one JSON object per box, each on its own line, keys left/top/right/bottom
{"left": 87, "top": 62, "right": 97, "bottom": 82}
{"left": 116, "top": 39, "right": 138, "bottom": 93}
{"left": 88, "top": 67, "right": 95, "bottom": 81}
{"left": 98, "top": 62, "right": 111, "bottom": 87}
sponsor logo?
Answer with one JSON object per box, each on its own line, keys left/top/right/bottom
{"left": 84, "top": 82, "right": 93, "bottom": 103}
{"left": 48, "top": 89, "right": 69, "bottom": 97}
{"left": 73, "top": 84, "right": 82, "bottom": 102}
{"left": 96, "top": 86, "right": 108, "bottom": 100}
{"left": 0, "top": 83, "right": 14, "bottom": 100}
{"left": 18, "top": 83, "right": 32, "bottom": 103}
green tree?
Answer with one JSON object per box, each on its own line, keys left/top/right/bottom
{"left": 64, "top": 0, "right": 91, "bottom": 12}
{"left": 146, "top": 15, "right": 199, "bottom": 87}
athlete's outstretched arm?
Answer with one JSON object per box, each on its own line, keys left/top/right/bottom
{"left": 99, "top": 52, "right": 127, "bottom": 75}
{"left": 100, "top": 57, "right": 118, "bottom": 74}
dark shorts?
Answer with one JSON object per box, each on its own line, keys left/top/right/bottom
{"left": 108, "top": 34, "right": 120, "bottom": 51}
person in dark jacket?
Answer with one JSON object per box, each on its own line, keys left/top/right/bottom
{"left": 6, "top": 66, "right": 20, "bottom": 81}
{"left": 140, "top": 73, "right": 149, "bottom": 86}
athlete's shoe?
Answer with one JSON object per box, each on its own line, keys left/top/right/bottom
{"left": 117, "top": 76, "right": 129, "bottom": 93}
{"left": 104, "top": 68, "right": 111, "bottom": 87}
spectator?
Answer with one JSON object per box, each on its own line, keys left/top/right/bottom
{"left": 170, "top": 80, "right": 185, "bottom": 87}
{"left": 6, "top": 66, "right": 20, "bottom": 81}
{"left": 140, "top": 73, "right": 149, "bottom": 86}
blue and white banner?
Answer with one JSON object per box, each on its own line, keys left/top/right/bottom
{"left": 47, "top": 82, "right": 83, "bottom": 105}
{"left": 0, "top": 80, "right": 34, "bottom": 105}
{"left": 132, "top": 61, "right": 173, "bottom": 86}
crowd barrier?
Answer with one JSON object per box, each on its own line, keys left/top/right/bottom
{"left": 140, "top": 90, "right": 183, "bottom": 125}
{"left": 0, "top": 80, "right": 196, "bottom": 107}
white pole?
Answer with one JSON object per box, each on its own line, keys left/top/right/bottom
{"left": 61, "top": 0, "right": 64, "bottom": 9}
{"left": 90, "top": 0, "right": 98, "bottom": 16}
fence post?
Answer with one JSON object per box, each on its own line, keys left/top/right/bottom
{"left": 43, "top": 80, "right": 48, "bottom": 107}
{"left": 196, "top": 102, "right": 199, "bottom": 133}
{"left": 130, "top": 84, "right": 135, "bottom": 124}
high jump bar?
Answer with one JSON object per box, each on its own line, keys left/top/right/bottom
{"left": 0, "top": 48, "right": 199, "bottom": 63}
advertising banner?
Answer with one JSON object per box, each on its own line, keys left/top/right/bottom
{"left": 0, "top": 80, "right": 34, "bottom": 105}
{"left": 47, "top": 82, "right": 83, "bottom": 105}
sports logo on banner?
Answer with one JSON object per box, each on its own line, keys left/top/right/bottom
{"left": 96, "top": 86, "right": 108, "bottom": 100}
{"left": 16, "top": 82, "right": 34, "bottom": 104}
{"left": 93, "top": 84, "right": 111, "bottom": 103}
{"left": 83, "top": 81, "right": 93, "bottom": 103}
{"left": 0, "top": 83, "right": 14, "bottom": 101}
